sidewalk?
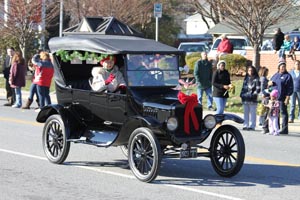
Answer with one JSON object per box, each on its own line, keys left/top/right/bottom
{"left": 1, "top": 88, "right": 299, "bottom": 133}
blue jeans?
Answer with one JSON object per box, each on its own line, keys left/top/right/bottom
{"left": 213, "top": 97, "right": 227, "bottom": 114}
{"left": 242, "top": 103, "right": 257, "bottom": 129}
{"left": 289, "top": 91, "right": 300, "bottom": 120}
{"left": 280, "top": 101, "right": 288, "bottom": 134}
{"left": 37, "top": 85, "right": 51, "bottom": 108}
{"left": 29, "top": 83, "right": 38, "bottom": 101}
{"left": 14, "top": 87, "right": 22, "bottom": 107}
{"left": 197, "top": 87, "right": 213, "bottom": 108}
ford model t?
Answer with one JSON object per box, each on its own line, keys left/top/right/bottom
{"left": 37, "top": 17, "right": 245, "bottom": 182}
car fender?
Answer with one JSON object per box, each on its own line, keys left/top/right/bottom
{"left": 114, "top": 116, "right": 163, "bottom": 145}
{"left": 215, "top": 113, "right": 244, "bottom": 124}
{"left": 36, "top": 104, "right": 85, "bottom": 139}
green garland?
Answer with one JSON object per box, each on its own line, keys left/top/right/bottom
{"left": 55, "top": 50, "right": 111, "bottom": 62}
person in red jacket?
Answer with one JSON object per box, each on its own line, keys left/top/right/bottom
{"left": 217, "top": 34, "right": 233, "bottom": 59}
{"left": 32, "top": 51, "right": 54, "bottom": 111}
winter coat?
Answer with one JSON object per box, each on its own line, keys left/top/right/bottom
{"left": 9, "top": 62, "right": 26, "bottom": 88}
{"left": 194, "top": 59, "right": 213, "bottom": 89}
{"left": 217, "top": 38, "right": 233, "bottom": 54}
{"left": 240, "top": 75, "right": 261, "bottom": 103}
{"left": 212, "top": 69, "right": 231, "bottom": 98}
{"left": 270, "top": 71, "right": 294, "bottom": 101}
{"left": 32, "top": 54, "right": 54, "bottom": 87}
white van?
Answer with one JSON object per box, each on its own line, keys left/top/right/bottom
{"left": 178, "top": 42, "right": 210, "bottom": 55}
{"left": 208, "top": 36, "right": 250, "bottom": 59}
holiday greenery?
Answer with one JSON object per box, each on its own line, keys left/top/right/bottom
{"left": 55, "top": 50, "right": 110, "bottom": 62}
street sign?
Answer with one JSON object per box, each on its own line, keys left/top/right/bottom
{"left": 154, "top": 3, "right": 162, "bottom": 18}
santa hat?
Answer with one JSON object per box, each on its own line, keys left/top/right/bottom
{"left": 100, "top": 55, "right": 116, "bottom": 66}
{"left": 270, "top": 89, "right": 279, "bottom": 98}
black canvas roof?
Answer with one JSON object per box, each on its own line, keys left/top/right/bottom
{"left": 48, "top": 35, "right": 182, "bottom": 54}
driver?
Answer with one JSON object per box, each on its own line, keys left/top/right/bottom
{"left": 90, "top": 55, "right": 126, "bottom": 93}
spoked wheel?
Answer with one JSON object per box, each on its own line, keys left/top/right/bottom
{"left": 210, "top": 125, "right": 245, "bottom": 177}
{"left": 128, "top": 127, "right": 162, "bottom": 182}
{"left": 120, "top": 145, "right": 128, "bottom": 158}
{"left": 42, "top": 114, "right": 70, "bottom": 164}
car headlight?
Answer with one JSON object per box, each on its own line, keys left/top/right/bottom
{"left": 204, "top": 115, "right": 216, "bottom": 129}
{"left": 166, "top": 117, "right": 178, "bottom": 131}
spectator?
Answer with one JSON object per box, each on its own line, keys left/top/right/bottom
{"left": 32, "top": 51, "right": 54, "bottom": 111}
{"left": 288, "top": 60, "right": 300, "bottom": 123}
{"left": 216, "top": 34, "right": 233, "bottom": 59}
{"left": 288, "top": 36, "right": 300, "bottom": 61}
{"left": 265, "top": 89, "right": 280, "bottom": 136}
{"left": 22, "top": 59, "right": 39, "bottom": 109}
{"left": 273, "top": 28, "right": 284, "bottom": 54}
{"left": 90, "top": 55, "right": 126, "bottom": 93}
{"left": 268, "top": 61, "right": 293, "bottom": 134}
{"left": 194, "top": 51, "right": 214, "bottom": 110}
{"left": 2, "top": 47, "right": 15, "bottom": 106}
{"left": 258, "top": 66, "right": 269, "bottom": 126}
{"left": 261, "top": 39, "right": 274, "bottom": 51}
{"left": 212, "top": 60, "right": 232, "bottom": 114}
{"left": 240, "top": 66, "right": 261, "bottom": 131}
{"left": 279, "top": 34, "right": 291, "bottom": 58}
{"left": 9, "top": 52, "right": 26, "bottom": 108}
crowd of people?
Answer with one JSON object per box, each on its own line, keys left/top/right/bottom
{"left": 2, "top": 48, "right": 54, "bottom": 112}
{"left": 189, "top": 29, "right": 298, "bottom": 135}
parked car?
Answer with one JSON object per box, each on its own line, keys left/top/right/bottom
{"left": 208, "top": 36, "right": 250, "bottom": 59}
{"left": 37, "top": 17, "right": 245, "bottom": 183}
{"left": 178, "top": 42, "right": 210, "bottom": 55}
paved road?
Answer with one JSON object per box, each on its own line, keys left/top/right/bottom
{"left": 0, "top": 90, "right": 300, "bottom": 200}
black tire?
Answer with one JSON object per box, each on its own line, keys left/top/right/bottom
{"left": 42, "top": 114, "right": 70, "bottom": 164}
{"left": 128, "top": 127, "right": 162, "bottom": 182}
{"left": 210, "top": 125, "right": 245, "bottom": 177}
{"left": 120, "top": 145, "right": 128, "bottom": 158}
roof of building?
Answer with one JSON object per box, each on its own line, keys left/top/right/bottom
{"left": 63, "top": 16, "right": 143, "bottom": 37}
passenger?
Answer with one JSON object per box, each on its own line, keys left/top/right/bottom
{"left": 90, "top": 55, "right": 126, "bottom": 93}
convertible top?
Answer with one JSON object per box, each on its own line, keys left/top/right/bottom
{"left": 48, "top": 34, "right": 183, "bottom": 55}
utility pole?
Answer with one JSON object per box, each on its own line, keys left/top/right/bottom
{"left": 41, "top": 0, "right": 46, "bottom": 50}
{"left": 59, "top": 0, "right": 63, "bottom": 37}
{"left": 4, "top": 0, "right": 9, "bottom": 27}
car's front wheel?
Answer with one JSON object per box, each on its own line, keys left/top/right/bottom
{"left": 128, "top": 127, "right": 162, "bottom": 182}
{"left": 210, "top": 125, "right": 245, "bottom": 177}
{"left": 42, "top": 114, "right": 70, "bottom": 164}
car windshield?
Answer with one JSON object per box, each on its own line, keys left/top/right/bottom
{"left": 179, "top": 44, "right": 208, "bottom": 52}
{"left": 126, "top": 54, "right": 179, "bottom": 87}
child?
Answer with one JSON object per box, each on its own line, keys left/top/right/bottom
{"left": 258, "top": 66, "right": 269, "bottom": 126}
{"left": 265, "top": 89, "right": 280, "bottom": 136}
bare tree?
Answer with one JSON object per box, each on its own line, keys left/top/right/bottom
{"left": 193, "top": 0, "right": 223, "bottom": 29}
{"left": 0, "top": 0, "right": 59, "bottom": 61}
{"left": 219, "top": 0, "right": 298, "bottom": 67}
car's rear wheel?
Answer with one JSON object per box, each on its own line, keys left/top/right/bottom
{"left": 210, "top": 125, "right": 245, "bottom": 177}
{"left": 128, "top": 127, "right": 162, "bottom": 182}
{"left": 42, "top": 114, "right": 70, "bottom": 164}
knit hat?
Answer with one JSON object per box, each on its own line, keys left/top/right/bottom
{"left": 100, "top": 55, "right": 116, "bottom": 66}
{"left": 270, "top": 89, "right": 279, "bottom": 98}
{"left": 217, "top": 60, "right": 226, "bottom": 69}
{"left": 278, "top": 59, "right": 286, "bottom": 68}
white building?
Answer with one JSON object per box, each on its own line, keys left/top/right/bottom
{"left": 184, "top": 13, "right": 215, "bottom": 35}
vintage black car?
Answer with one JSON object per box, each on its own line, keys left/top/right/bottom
{"left": 37, "top": 17, "right": 245, "bottom": 183}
